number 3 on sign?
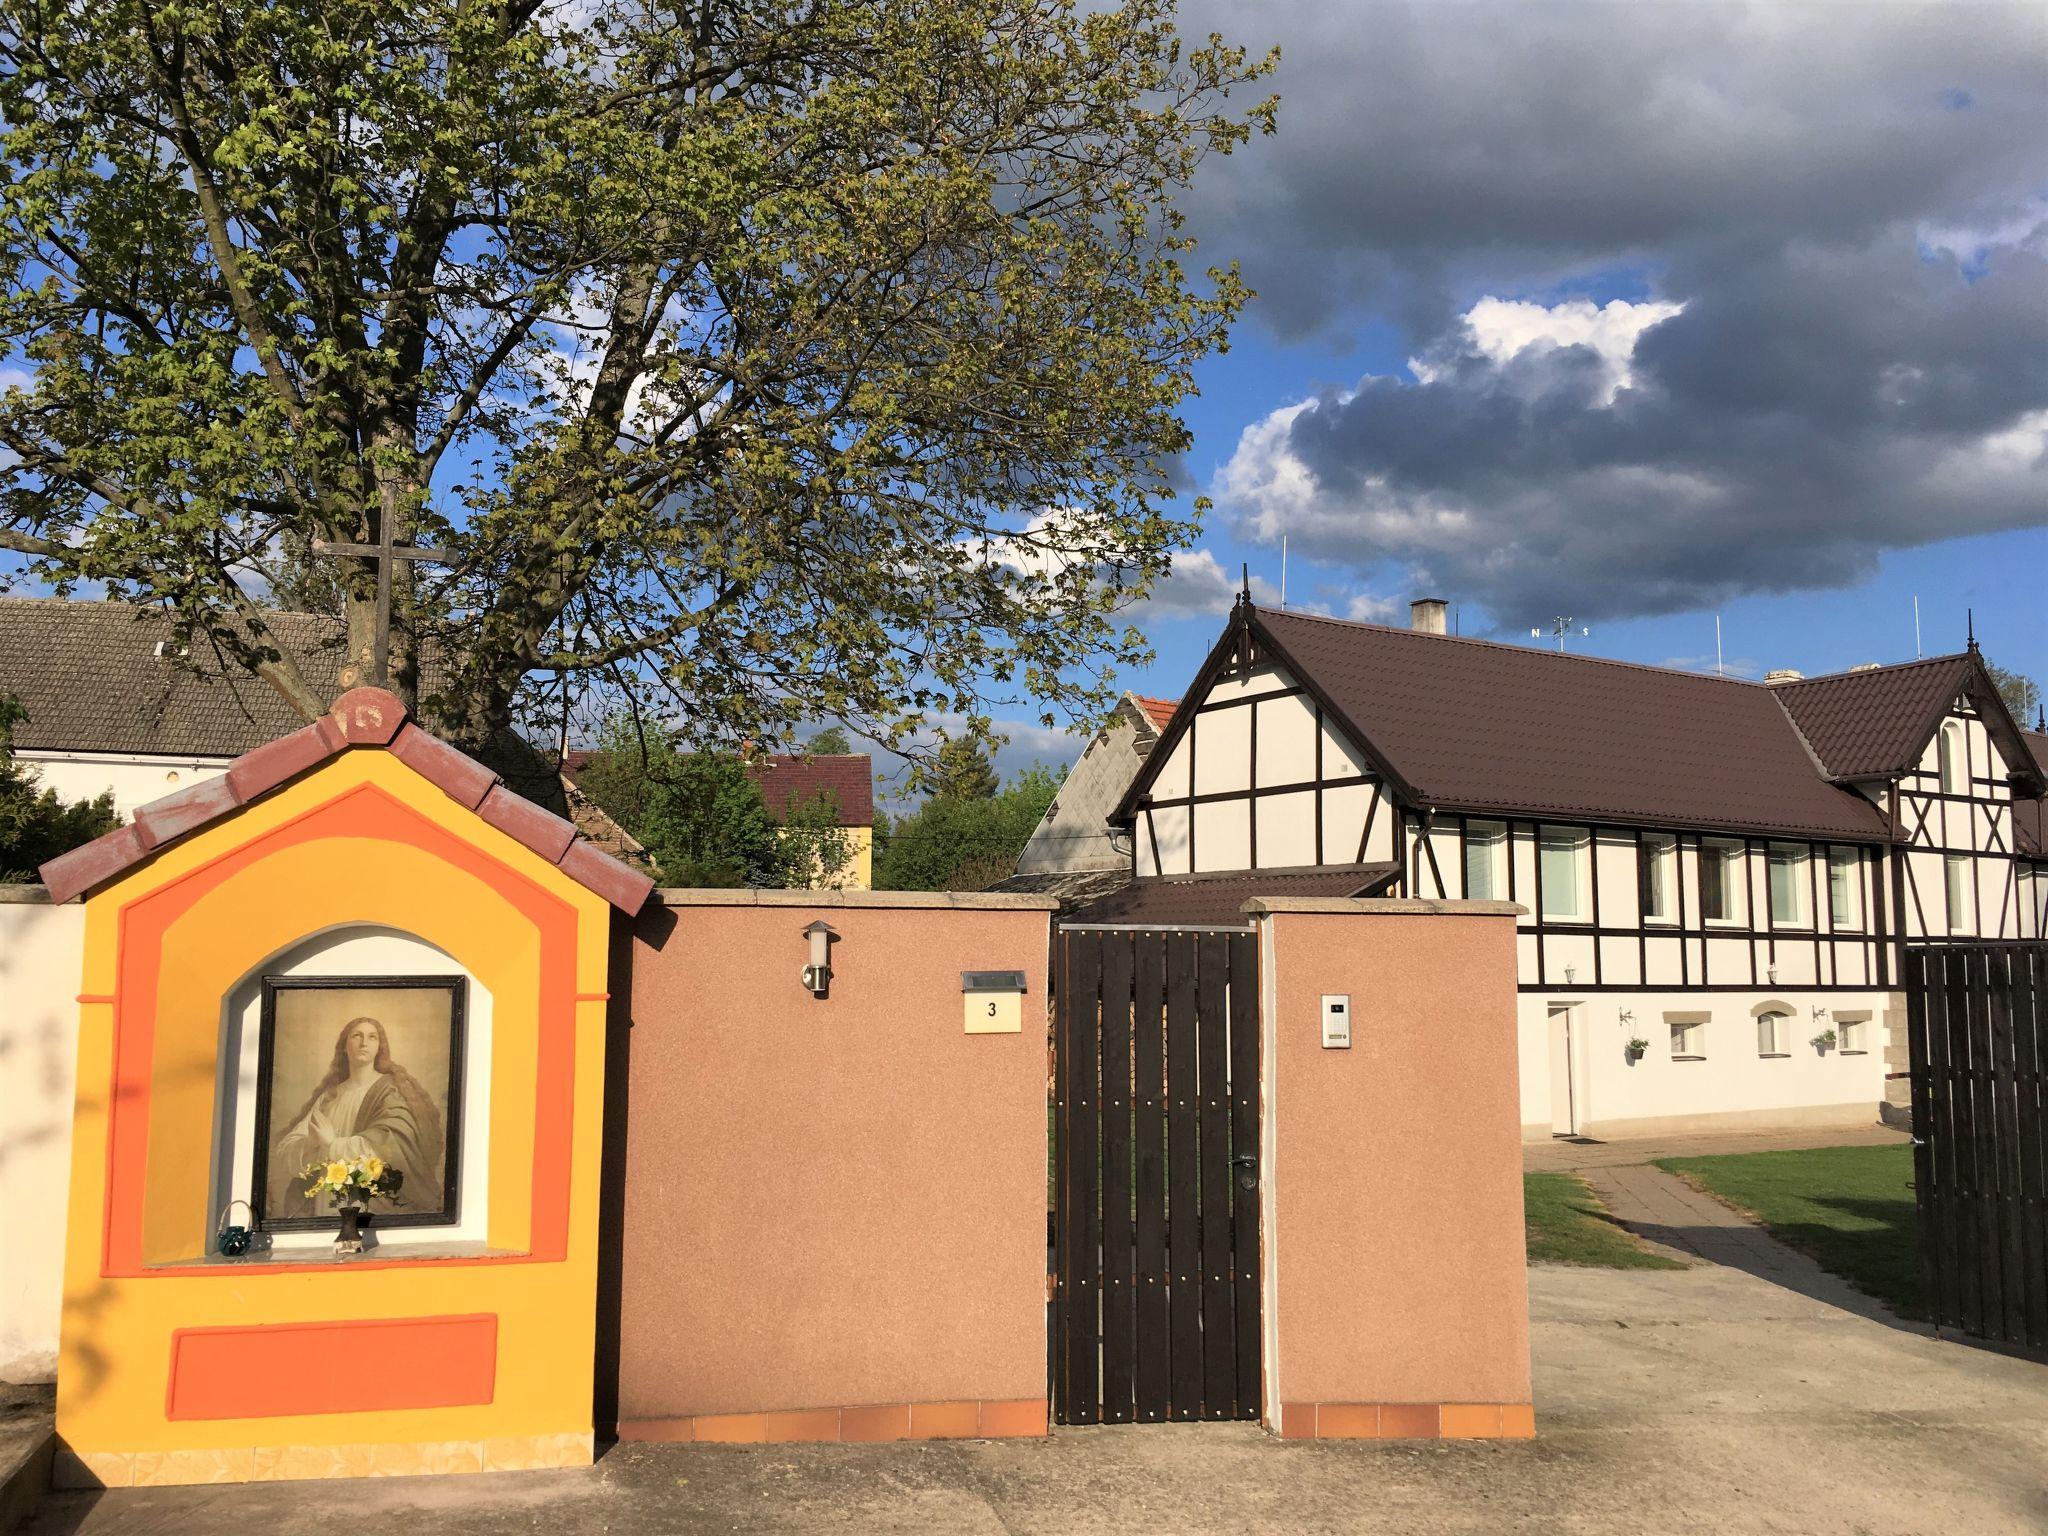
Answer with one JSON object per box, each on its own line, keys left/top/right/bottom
{"left": 965, "top": 991, "right": 1023, "bottom": 1034}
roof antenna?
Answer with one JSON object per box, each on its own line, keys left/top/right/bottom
{"left": 1279, "top": 536, "right": 1288, "bottom": 611}
{"left": 1913, "top": 594, "right": 1922, "bottom": 659}
{"left": 1715, "top": 613, "right": 1723, "bottom": 677}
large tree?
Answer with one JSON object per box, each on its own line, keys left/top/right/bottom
{"left": 0, "top": 0, "right": 1274, "bottom": 754}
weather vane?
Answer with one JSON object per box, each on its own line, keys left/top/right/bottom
{"left": 1533, "top": 616, "right": 1590, "bottom": 652}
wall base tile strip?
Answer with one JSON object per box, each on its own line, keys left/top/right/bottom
{"left": 615, "top": 1399, "right": 1049, "bottom": 1446}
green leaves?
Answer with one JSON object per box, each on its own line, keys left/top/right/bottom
{"left": 0, "top": 0, "right": 1276, "bottom": 756}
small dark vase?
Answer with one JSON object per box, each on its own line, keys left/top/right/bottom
{"left": 334, "top": 1203, "right": 372, "bottom": 1256}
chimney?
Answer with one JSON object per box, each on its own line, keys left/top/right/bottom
{"left": 1763, "top": 669, "right": 1805, "bottom": 686}
{"left": 1409, "top": 597, "right": 1449, "bottom": 635}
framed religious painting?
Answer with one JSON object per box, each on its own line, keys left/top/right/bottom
{"left": 250, "top": 975, "right": 467, "bottom": 1232}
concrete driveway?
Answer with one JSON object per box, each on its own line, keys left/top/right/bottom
{"left": 24, "top": 1256, "right": 2048, "bottom": 1535}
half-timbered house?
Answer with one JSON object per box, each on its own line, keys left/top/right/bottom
{"left": 1101, "top": 594, "right": 2048, "bottom": 1140}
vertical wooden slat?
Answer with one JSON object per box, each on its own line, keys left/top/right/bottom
{"left": 1227, "top": 929, "right": 1262, "bottom": 1421}
{"left": 1065, "top": 930, "right": 1103, "bottom": 1422}
{"left": 1988, "top": 948, "right": 2026, "bottom": 1345}
{"left": 1196, "top": 933, "right": 1235, "bottom": 1418}
{"left": 1946, "top": 948, "right": 1983, "bottom": 1336}
{"left": 1098, "top": 934, "right": 1136, "bottom": 1421}
{"left": 1929, "top": 948, "right": 1964, "bottom": 1332}
{"left": 1906, "top": 948, "right": 1941, "bottom": 1328}
{"left": 1132, "top": 931, "right": 1170, "bottom": 1423}
{"left": 1051, "top": 928, "right": 1071, "bottom": 1419}
{"left": 2023, "top": 947, "right": 2048, "bottom": 1349}
{"left": 1165, "top": 930, "right": 1202, "bottom": 1420}
{"left": 1967, "top": 947, "right": 2004, "bottom": 1338}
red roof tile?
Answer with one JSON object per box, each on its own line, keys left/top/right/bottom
{"left": 1241, "top": 608, "right": 1896, "bottom": 842}
{"left": 37, "top": 689, "right": 653, "bottom": 911}
{"left": 1130, "top": 695, "right": 1179, "bottom": 734}
{"left": 743, "top": 755, "right": 874, "bottom": 826}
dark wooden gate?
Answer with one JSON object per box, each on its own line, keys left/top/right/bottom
{"left": 1051, "top": 924, "right": 1261, "bottom": 1425}
{"left": 1904, "top": 942, "right": 2048, "bottom": 1351}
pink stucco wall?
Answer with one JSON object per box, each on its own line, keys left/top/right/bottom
{"left": 613, "top": 895, "right": 1054, "bottom": 1426}
{"left": 1262, "top": 903, "right": 1531, "bottom": 1411}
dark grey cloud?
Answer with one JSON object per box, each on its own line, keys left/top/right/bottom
{"left": 1186, "top": 1, "right": 2048, "bottom": 625}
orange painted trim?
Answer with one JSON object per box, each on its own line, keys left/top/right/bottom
{"left": 574, "top": 991, "right": 611, "bottom": 1002}
{"left": 99, "top": 782, "right": 581, "bottom": 1276}
{"left": 615, "top": 1399, "right": 1049, "bottom": 1446}
{"left": 1277, "top": 1402, "right": 1536, "bottom": 1441}
{"left": 165, "top": 1314, "right": 498, "bottom": 1420}
{"left": 76, "top": 993, "right": 116, "bottom": 1004}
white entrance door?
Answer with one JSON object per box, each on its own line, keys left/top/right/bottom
{"left": 1547, "top": 1005, "right": 1577, "bottom": 1136}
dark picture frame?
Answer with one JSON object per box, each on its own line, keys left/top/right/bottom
{"left": 250, "top": 975, "right": 467, "bottom": 1232}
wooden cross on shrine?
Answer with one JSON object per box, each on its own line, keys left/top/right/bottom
{"left": 312, "top": 521, "right": 450, "bottom": 688}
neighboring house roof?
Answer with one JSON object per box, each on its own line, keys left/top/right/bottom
{"left": 1131, "top": 695, "right": 1179, "bottom": 734}
{"left": 1240, "top": 608, "right": 1896, "bottom": 841}
{"left": 2019, "top": 730, "right": 2048, "bottom": 859}
{"left": 984, "top": 867, "right": 1136, "bottom": 905}
{"left": 0, "top": 596, "right": 362, "bottom": 758}
{"left": 744, "top": 755, "right": 874, "bottom": 826}
{"left": 38, "top": 687, "right": 654, "bottom": 912}
{"left": 1065, "top": 863, "right": 1399, "bottom": 927}
{"left": 559, "top": 747, "right": 875, "bottom": 828}
{"left": 0, "top": 597, "right": 645, "bottom": 859}
{"left": 1771, "top": 655, "right": 1977, "bottom": 781}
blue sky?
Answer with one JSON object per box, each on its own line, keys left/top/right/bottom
{"left": 971, "top": 0, "right": 2048, "bottom": 782}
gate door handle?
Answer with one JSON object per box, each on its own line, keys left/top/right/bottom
{"left": 1232, "top": 1152, "right": 1258, "bottom": 1190}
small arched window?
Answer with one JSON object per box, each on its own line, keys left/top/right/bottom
{"left": 1938, "top": 722, "right": 1964, "bottom": 795}
{"left": 1754, "top": 1005, "right": 1792, "bottom": 1056}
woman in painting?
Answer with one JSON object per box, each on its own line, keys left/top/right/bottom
{"left": 270, "top": 1016, "right": 445, "bottom": 1218}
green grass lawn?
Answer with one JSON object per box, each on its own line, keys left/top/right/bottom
{"left": 1656, "top": 1143, "right": 1919, "bottom": 1317}
{"left": 1524, "top": 1172, "right": 1685, "bottom": 1269}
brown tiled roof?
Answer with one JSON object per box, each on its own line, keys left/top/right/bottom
{"left": 1771, "top": 655, "right": 1976, "bottom": 781}
{"left": 983, "top": 867, "right": 1135, "bottom": 906}
{"left": 744, "top": 755, "right": 874, "bottom": 826}
{"left": 0, "top": 597, "right": 645, "bottom": 856}
{"left": 1245, "top": 609, "right": 1896, "bottom": 842}
{"left": 0, "top": 596, "right": 362, "bottom": 757}
{"left": 1065, "top": 863, "right": 1398, "bottom": 927}
{"left": 38, "top": 687, "right": 654, "bottom": 911}
{"left": 1130, "top": 694, "right": 1179, "bottom": 734}
{"left": 2019, "top": 731, "right": 2048, "bottom": 859}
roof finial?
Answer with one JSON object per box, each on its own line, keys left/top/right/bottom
{"left": 1239, "top": 562, "right": 1252, "bottom": 607}
{"left": 1967, "top": 607, "right": 1978, "bottom": 652}
{"left": 2037, "top": 704, "right": 2046, "bottom": 733}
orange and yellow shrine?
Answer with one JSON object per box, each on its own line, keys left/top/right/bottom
{"left": 40, "top": 689, "right": 650, "bottom": 1486}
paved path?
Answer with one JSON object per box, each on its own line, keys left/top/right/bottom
{"left": 26, "top": 1261, "right": 2048, "bottom": 1536}
{"left": 1524, "top": 1122, "right": 1909, "bottom": 1173}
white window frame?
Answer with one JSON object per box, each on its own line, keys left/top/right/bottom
{"left": 1667, "top": 1012, "right": 1708, "bottom": 1060}
{"left": 1464, "top": 819, "right": 1507, "bottom": 901}
{"left": 1946, "top": 854, "right": 1973, "bottom": 935}
{"left": 1836, "top": 1011, "right": 1870, "bottom": 1054}
{"left": 1828, "top": 847, "right": 1863, "bottom": 931}
{"left": 1767, "top": 842, "right": 1810, "bottom": 929}
{"left": 1700, "top": 837, "right": 1746, "bottom": 926}
{"left": 1938, "top": 721, "right": 1964, "bottom": 795}
{"left": 1755, "top": 1009, "right": 1790, "bottom": 1057}
{"left": 1537, "top": 825, "right": 1591, "bottom": 923}
{"left": 1639, "top": 832, "right": 1677, "bottom": 925}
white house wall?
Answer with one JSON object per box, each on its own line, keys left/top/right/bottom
{"left": 20, "top": 749, "right": 231, "bottom": 819}
{"left": 1133, "top": 655, "right": 1394, "bottom": 878}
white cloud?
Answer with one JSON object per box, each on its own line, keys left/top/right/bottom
{"left": 1413, "top": 297, "right": 1684, "bottom": 403}
{"left": 1133, "top": 547, "right": 1279, "bottom": 619}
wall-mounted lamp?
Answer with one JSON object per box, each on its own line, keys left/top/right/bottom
{"left": 802, "top": 920, "right": 838, "bottom": 997}
{"left": 1767, "top": 966, "right": 1778, "bottom": 985}
{"left": 1563, "top": 965, "right": 1576, "bottom": 984}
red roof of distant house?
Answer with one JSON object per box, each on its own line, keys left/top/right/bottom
{"left": 744, "top": 755, "right": 874, "bottom": 826}
{"left": 1131, "top": 695, "right": 1179, "bottom": 734}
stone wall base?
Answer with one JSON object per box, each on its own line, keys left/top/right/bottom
{"left": 617, "top": 1399, "right": 1048, "bottom": 1445}
{"left": 54, "top": 1432, "right": 593, "bottom": 1488}
{"left": 1277, "top": 1402, "right": 1535, "bottom": 1440}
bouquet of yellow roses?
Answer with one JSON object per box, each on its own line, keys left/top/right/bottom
{"left": 301, "top": 1153, "right": 404, "bottom": 1210}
